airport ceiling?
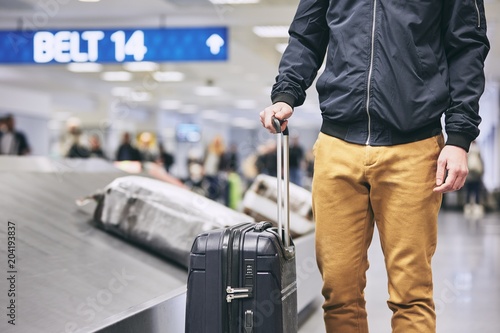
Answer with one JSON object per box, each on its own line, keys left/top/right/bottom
{"left": 0, "top": 0, "right": 499, "bottom": 130}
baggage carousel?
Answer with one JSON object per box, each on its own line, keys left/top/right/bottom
{"left": 0, "top": 157, "right": 321, "bottom": 333}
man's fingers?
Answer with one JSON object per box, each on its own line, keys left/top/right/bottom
{"left": 260, "top": 107, "right": 276, "bottom": 133}
{"left": 434, "top": 145, "right": 469, "bottom": 193}
{"left": 434, "top": 170, "right": 454, "bottom": 193}
{"left": 435, "top": 159, "right": 446, "bottom": 186}
{"left": 280, "top": 119, "right": 288, "bottom": 132}
{"left": 260, "top": 103, "right": 293, "bottom": 133}
{"left": 433, "top": 167, "right": 468, "bottom": 193}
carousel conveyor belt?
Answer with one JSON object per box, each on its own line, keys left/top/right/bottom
{"left": 0, "top": 157, "right": 321, "bottom": 333}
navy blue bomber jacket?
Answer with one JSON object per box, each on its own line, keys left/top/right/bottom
{"left": 272, "top": 0, "right": 490, "bottom": 151}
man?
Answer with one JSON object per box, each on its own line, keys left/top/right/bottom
{"left": 260, "top": 1, "right": 489, "bottom": 332}
{"left": 66, "top": 126, "right": 90, "bottom": 159}
{"left": 158, "top": 142, "right": 175, "bottom": 173}
{"left": 88, "top": 134, "right": 107, "bottom": 159}
{"left": 0, "top": 114, "right": 30, "bottom": 155}
{"left": 116, "top": 132, "right": 142, "bottom": 162}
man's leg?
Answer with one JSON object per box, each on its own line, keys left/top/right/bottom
{"left": 368, "top": 135, "right": 444, "bottom": 333}
{"left": 312, "top": 133, "right": 374, "bottom": 333}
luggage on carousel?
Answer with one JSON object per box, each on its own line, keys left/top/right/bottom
{"left": 242, "top": 174, "right": 315, "bottom": 237}
{"left": 88, "top": 175, "right": 253, "bottom": 268}
{"left": 185, "top": 119, "right": 298, "bottom": 333}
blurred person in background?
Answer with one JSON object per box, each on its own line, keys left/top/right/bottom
{"left": 183, "top": 160, "right": 209, "bottom": 197}
{"left": 255, "top": 140, "right": 277, "bottom": 177}
{"left": 116, "top": 132, "right": 142, "bottom": 162}
{"left": 158, "top": 142, "right": 175, "bottom": 173}
{"left": 204, "top": 135, "right": 227, "bottom": 202}
{"left": 220, "top": 142, "right": 243, "bottom": 210}
{"left": 88, "top": 134, "right": 107, "bottom": 159}
{"left": 0, "top": 114, "right": 30, "bottom": 155}
{"left": 220, "top": 143, "right": 239, "bottom": 173}
{"left": 301, "top": 149, "right": 315, "bottom": 191}
{"left": 289, "top": 135, "right": 304, "bottom": 186}
{"left": 138, "top": 132, "right": 157, "bottom": 162}
{"left": 66, "top": 125, "right": 90, "bottom": 158}
{"left": 464, "top": 141, "right": 484, "bottom": 217}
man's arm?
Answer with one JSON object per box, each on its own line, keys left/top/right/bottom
{"left": 272, "top": 0, "right": 329, "bottom": 108}
{"left": 262, "top": 0, "right": 329, "bottom": 133}
{"left": 434, "top": 0, "right": 489, "bottom": 193}
{"left": 441, "top": 0, "right": 489, "bottom": 151}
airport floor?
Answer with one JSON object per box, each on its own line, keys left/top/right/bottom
{"left": 298, "top": 210, "right": 500, "bottom": 333}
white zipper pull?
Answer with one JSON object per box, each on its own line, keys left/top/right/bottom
{"left": 226, "top": 286, "right": 252, "bottom": 303}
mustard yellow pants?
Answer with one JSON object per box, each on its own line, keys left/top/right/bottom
{"left": 312, "top": 133, "right": 444, "bottom": 333}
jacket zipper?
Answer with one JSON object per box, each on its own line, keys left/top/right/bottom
{"left": 474, "top": 0, "right": 481, "bottom": 28}
{"left": 365, "top": 0, "right": 378, "bottom": 145}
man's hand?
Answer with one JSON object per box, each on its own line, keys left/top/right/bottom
{"left": 433, "top": 145, "right": 469, "bottom": 193}
{"left": 260, "top": 102, "right": 293, "bottom": 133}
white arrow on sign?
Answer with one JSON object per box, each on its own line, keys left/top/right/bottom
{"left": 206, "top": 34, "right": 225, "bottom": 55}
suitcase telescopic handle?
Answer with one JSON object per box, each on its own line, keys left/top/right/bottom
{"left": 272, "top": 117, "right": 291, "bottom": 248}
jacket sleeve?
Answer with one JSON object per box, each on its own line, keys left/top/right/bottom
{"left": 271, "top": 0, "right": 329, "bottom": 108}
{"left": 441, "top": 0, "right": 490, "bottom": 151}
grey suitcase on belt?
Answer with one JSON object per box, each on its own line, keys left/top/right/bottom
{"left": 185, "top": 119, "right": 298, "bottom": 333}
{"left": 88, "top": 175, "right": 252, "bottom": 268}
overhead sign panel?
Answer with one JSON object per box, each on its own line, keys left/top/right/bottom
{"left": 0, "top": 27, "right": 228, "bottom": 64}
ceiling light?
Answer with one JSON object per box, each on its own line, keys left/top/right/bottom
{"left": 209, "top": 0, "right": 260, "bottom": 4}
{"left": 101, "top": 71, "right": 133, "bottom": 82}
{"left": 160, "top": 100, "right": 183, "bottom": 110}
{"left": 153, "top": 71, "right": 185, "bottom": 82}
{"left": 67, "top": 62, "right": 102, "bottom": 73}
{"left": 253, "top": 26, "right": 289, "bottom": 38}
{"left": 123, "top": 62, "right": 159, "bottom": 72}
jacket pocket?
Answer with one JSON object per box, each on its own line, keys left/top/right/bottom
{"left": 415, "top": 44, "right": 449, "bottom": 106}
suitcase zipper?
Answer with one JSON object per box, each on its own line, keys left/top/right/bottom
{"left": 226, "top": 225, "right": 252, "bottom": 303}
{"left": 226, "top": 286, "right": 253, "bottom": 303}
{"left": 224, "top": 223, "right": 254, "bottom": 332}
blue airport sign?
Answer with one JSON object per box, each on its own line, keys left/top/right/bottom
{"left": 0, "top": 27, "right": 228, "bottom": 64}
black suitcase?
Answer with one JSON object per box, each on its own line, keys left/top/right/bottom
{"left": 185, "top": 120, "right": 298, "bottom": 333}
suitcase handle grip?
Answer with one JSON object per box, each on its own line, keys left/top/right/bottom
{"left": 272, "top": 117, "right": 289, "bottom": 136}
{"left": 273, "top": 117, "right": 291, "bottom": 248}
{"left": 254, "top": 221, "right": 273, "bottom": 232}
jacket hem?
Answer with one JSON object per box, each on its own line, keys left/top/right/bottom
{"left": 320, "top": 118, "right": 443, "bottom": 146}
